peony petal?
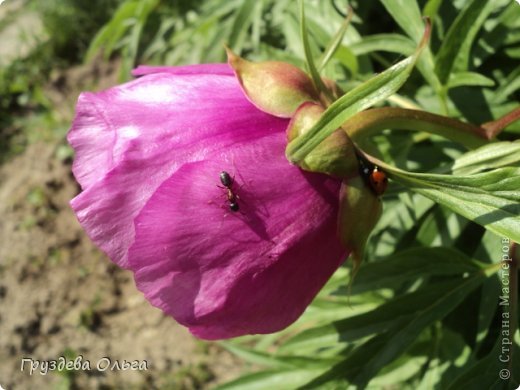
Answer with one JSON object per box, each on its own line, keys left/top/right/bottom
{"left": 69, "top": 71, "right": 287, "bottom": 268}
{"left": 69, "top": 72, "right": 270, "bottom": 190}
{"left": 128, "top": 132, "right": 347, "bottom": 339}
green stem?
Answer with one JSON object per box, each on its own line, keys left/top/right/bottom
{"left": 345, "top": 107, "right": 491, "bottom": 150}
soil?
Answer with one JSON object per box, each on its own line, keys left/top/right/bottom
{"left": 0, "top": 61, "right": 243, "bottom": 389}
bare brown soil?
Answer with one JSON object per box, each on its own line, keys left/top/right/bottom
{"left": 0, "top": 62, "right": 242, "bottom": 390}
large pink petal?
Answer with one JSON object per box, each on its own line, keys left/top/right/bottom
{"left": 132, "top": 63, "right": 234, "bottom": 77}
{"left": 128, "top": 132, "right": 347, "bottom": 339}
{"left": 70, "top": 71, "right": 287, "bottom": 268}
{"left": 69, "top": 71, "right": 268, "bottom": 190}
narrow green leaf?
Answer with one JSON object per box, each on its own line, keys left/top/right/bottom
{"left": 447, "top": 71, "right": 496, "bottom": 89}
{"left": 85, "top": 1, "right": 140, "bottom": 62}
{"left": 380, "top": 0, "right": 423, "bottom": 40}
{"left": 351, "top": 247, "right": 484, "bottom": 294}
{"left": 380, "top": 0, "right": 441, "bottom": 90}
{"left": 227, "top": 0, "right": 257, "bottom": 51}
{"left": 451, "top": 140, "right": 520, "bottom": 175}
{"left": 302, "top": 272, "right": 487, "bottom": 388}
{"left": 370, "top": 355, "right": 428, "bottom": 387}
{"left": 493, "top": 67, "right": 520, "bottom": 104}
{"left": 332, "top": 45, "right": 358, "bottom": 75}
{"left": 471, "top": 0, "right": 518, "bottom": 67}
{"left": 219, "top": 342, "right": 295, "bottom": 368}
{"left": 446, "top": 340, "right": 520, "bottom": 390}
{"left": 379, "top": 164, "right": 520, "bottom": 242}
{"left": 422, "top": 0, "right": 443, "bottom": 19}
{"left": 287, "top": 56, "right": 411, "bottom": 161}
{"left": 219, "top": 342, "right": 338, "bottom": 369}
{"left": 85, "top": 0, "right": 159, "bottom": 81}
{"left": 216, "top": 368, "right": 325, "bottom": 390}
{"left": 434, "top": 0, "right": 495, "bottom": 84}
{"left": 475, "top": 276, "right": 501, "bottom": 346}
{"left": 299, "top": 0, "right": 332, "bottom": 101}
{"left": 286, "top": 20, "right": 430, "bottom": 162}
{"left": 250, "top": 0, "right": 263, "bottom": 50}
{"left": 318, "top": 7, "right": 353, "bottom": 71}
{"left": 349, "top": 33, "right": 416, "bottom": 56}
{"left": 281, "top": 275, "right": 482, "bottom": 354}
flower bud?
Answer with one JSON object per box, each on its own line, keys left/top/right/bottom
{"left": 287, "top": 102, "right": 357, "bottom": 177}
{"left": 226, "top": 48, "right": 319, "bottom": 118}
{"left": 337, "top": 177, "right": 383, "bottom": 267}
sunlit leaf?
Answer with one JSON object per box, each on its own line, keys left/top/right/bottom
{"left": 286, "top": 20, "right": 431, "bottom": 162}
{"left": 379, "top": 164, "right": 520, "bottom": 242}
{"left": 434, "top": 0, "right": 496, "bottom": 84}
{"left": 301, "top": 272, "right": 488, "bottom": 388}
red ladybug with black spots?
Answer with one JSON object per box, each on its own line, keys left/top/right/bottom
{"left": 368, "top": 166, "right": 388, "bottom": 196}
{"left": 357, "top": 156, "right": 388, "bottom": 196}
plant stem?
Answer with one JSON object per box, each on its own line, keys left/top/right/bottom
{"left": 482, "top": 107, "right": 520, "bottom": 139}
{"left": 344, "top": 107, "right": 491, "bottom": 150}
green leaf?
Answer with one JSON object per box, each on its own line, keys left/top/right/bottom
{"left": 434, "top": 0, "right": 495, "bottom": 84}
{"left": 332, "top": 45, "right": 358, "bottom": 76}
{"left": 422, "top": 0, "right": 443, "bottom": 20}
{"left": 85, "top": 0, "right": 159, "bottom": 81}
{"left": 380, "top": 0, "right": 441, "bottom": 90}
{"left": 286, "top": 20, "right": 430, "bottom": 162}
{"left": 281, "top": 273, "right": 484, "bottom": 355}
{"left": 380, "top": 164, "right": 520, "bottom": 243}
{"left": 446, "top": 340, "right": 520, "bottom": 390}
{"left": 492, "top": 67, "right": 520, "bottom": 104}
{"left": 470, "top": 0, "right": 517, "bottom": 68}
{"left": 227, "top": 0, "right": 258, "bottom": 52}
{"left": 451, "top": 140, "right": 520, "bottom": 175}
{"left": 318, "top": 7, "right": 353, "bottom": 71}
{"left": 299, "top": 0, "right": 333, "bottom": 101}
{"left": 219, "top": 342, "right": 294, "bottom": 368}
{"left": 86, "top": 0, "right": 141, "bottom": 62}
{"left": 301, "top": 272, "right": 488, "bottom": 388}
{"left": 416, "top": 206, "right": 469, "bottom": 247}
{"left": 349, "top": 33, "right": 416, "bottom": 56}
{"left": 219, "top": 342, "right": 338, "bottom": 369}
{"left": 350, "top": 247, "right": 484, "bottom": 294}
{"left": 447, "top": 71, "right": 496, "bottom": 89}
{"left": 380, "top": 0, "right": 424, "bottom": 41}
{"left": 215, "top": 368, "right": 325, "bottom": 390}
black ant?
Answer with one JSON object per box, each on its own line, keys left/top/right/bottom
{"left": 218, "top": 171, "right": 240, "bottom": 212}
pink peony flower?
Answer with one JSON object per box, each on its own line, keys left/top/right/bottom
{"left": 68, "top": 63, "right": 348, "bottom": 339}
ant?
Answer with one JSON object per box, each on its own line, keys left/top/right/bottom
{"left": 218, "top": 171, "right": 240, "bottom": 212}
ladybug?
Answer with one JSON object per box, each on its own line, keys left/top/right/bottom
{"left": 368, "top": 166, "right": 388, "bottom": 196}
{"left": 356, "top": 155, "right": 389, "bottom": 196}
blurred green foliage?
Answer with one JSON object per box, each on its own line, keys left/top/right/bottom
{"left": 0, "top": 0, "right": 122, "bottom": 162}
{"left": 35, "top": 0, "right": 122, "bottom": 62}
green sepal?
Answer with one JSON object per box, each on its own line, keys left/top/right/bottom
{"left": 226, "top": 47, "right": 319, "bottom": 118}
{"left": 337, "top": 177, "right": 383, "bottom": 268}
{"left": 287, "top": 102, "right": 357, "bottom": 177}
